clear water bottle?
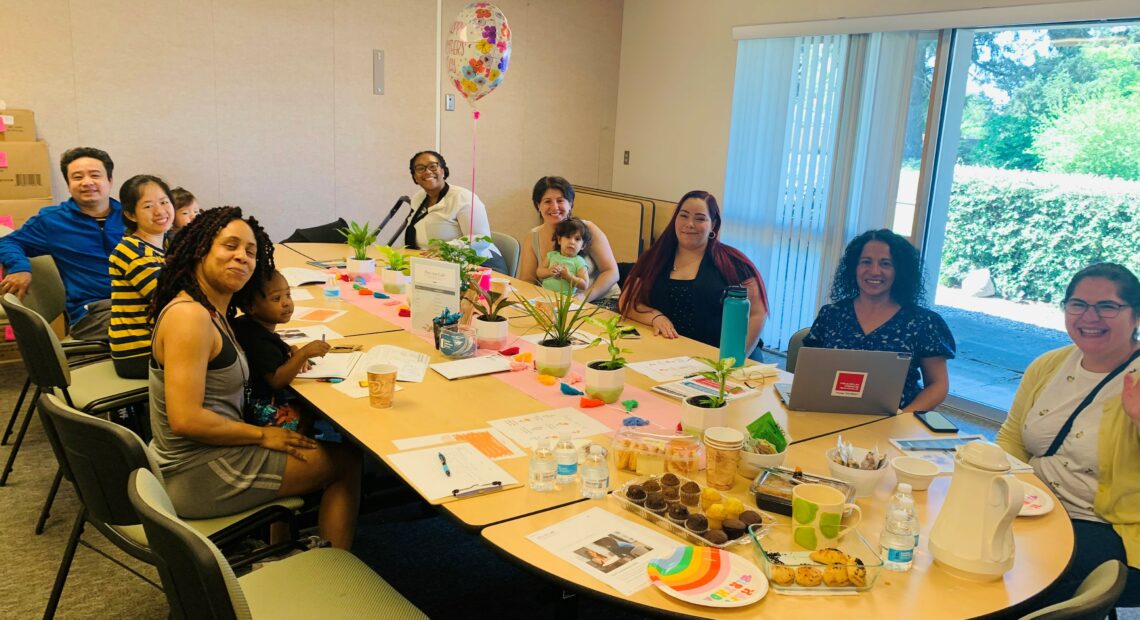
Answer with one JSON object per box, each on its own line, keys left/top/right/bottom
{"left": 880, "top": 482, "right": 918, "bottom": 572}
{"left": 528, "top": 439, "right": 556, "bottom": 492}
{"left": 719, "top": 286, "right": 749, "bottom": 368}
{"left": 323, "top": 275, "right": 341, "bottom": 299}
{"left": 554, "top": 432, "right": 578, "bottom": 486}
{"left": 580, "top": 445, "right": 609, "bottom": 499}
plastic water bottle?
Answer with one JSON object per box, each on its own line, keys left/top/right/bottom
{"left": 580, "top": 445, "right": 609, "bottom": 499}
{"left": 719, "top": 286, "right": 749, "bottom": 367}
{"left": 880, "top": 482, "right": 918, "bottom": 572}
{"left": 323, "top": 275, "right": 341, "bottom": 299}
{"left": 554, "top": 433, "right": 578, "bottom": 486}
{"left": 528, "top": 439, "right": 556, "bottom": 492}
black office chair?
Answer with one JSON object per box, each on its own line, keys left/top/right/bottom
{"left": 281, "top": 218, "right": 349, "bottom": 243}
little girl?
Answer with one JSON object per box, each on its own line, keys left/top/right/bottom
{"left": 169, "top": 187, "right": 201, "bottom": 237}
{"left": 232, "top": 269, "right": 331, "bottom": 431}
{"left": 538, "top": 217, "right": 591, "bottom": 295}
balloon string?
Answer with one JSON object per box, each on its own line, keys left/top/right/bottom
{"left": 470, "top": 110, "right": 479, "bottom": 239}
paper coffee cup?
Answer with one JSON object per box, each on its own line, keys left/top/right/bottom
{"left": 367, "top": 364, "right": 398, "bottom": 409}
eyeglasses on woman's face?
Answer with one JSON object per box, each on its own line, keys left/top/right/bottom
{"left": 1062, "top": 299, "right": 1130, "bottom": 319}
{"left": 414, "top": 162, "right": 441, "bottom": 175}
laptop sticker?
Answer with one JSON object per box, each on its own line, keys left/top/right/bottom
{"left": 831, "top": 371, "right": 867, "bottom": 398}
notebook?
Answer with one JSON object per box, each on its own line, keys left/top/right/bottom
{"left": 429, "top": 356, "right": 513, "bottom": 380}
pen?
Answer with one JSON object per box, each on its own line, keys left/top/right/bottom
{"left": 438, "top": 452, "right": 450, "bottom": 477}
{"left": 322, "top": 333, "right": 326, "bottom": 343}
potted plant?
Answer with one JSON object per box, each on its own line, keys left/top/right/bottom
{"left": 515, "top": 288, "right": 598, "bottom": 378}
{"left": 427, "top": 236, "right": 491, "bottom": 323}
{"left": 470, "top": 288, "right": 517, "bottom": 350}
{"left": 681, "top": 356, "right": 737, "bottom": 438}
{"left": 338, "top": 221, "right": 379, "bottom": 274}
{"left": 376, "top": 245, "right": 411, "bottom": 294}
{"left": 583, "top": 315, "right": 635, "bottom": 403}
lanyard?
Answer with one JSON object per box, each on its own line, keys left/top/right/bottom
{"left": 1043, "top": 349, "right": 1140, "bottom": 457}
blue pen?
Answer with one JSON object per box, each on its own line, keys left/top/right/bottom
{"left": 438, "top": 452, "right": 450, "bottom": 477}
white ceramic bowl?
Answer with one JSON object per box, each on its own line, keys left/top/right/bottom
{"left": 890, "top": 456, "right": 940, "bottom": 491}
{"left": 826, "top": 447, "right": 889, "bottom": 498}
{"left": 738, "top": 448, "right": 787, "bottom": 479}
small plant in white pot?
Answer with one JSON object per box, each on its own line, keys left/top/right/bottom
{"left": 583, "top": 315, "right": 635, "bottom": 403}
{"left": 469, "top": 288, "right": 516, "bottom": 350}
{"left": 376, "top": 246, "right": 411, "bottom": 294}
{"left": 338, "top": 221, "right": 379, "bottom": 274}
{"left": 516, "top": 288, "right": 597, "bottom": 378}
{"left": 681, "top": 356, "right": 736, "bottom": 439}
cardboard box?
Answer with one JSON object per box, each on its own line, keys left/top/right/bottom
{"left": 0, "top": 141, "right": 53, "bottom": 200}
{"left": 0, "top": 197, "right": 54, "bottom": 228}
{"left": 0, "top": 109, "right": 37, "bottom": 141}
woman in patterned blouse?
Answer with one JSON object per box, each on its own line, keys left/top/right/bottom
{"left": 803, "top": 229, "right": 955, "bottom": 411}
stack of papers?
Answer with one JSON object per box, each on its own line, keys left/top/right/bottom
{"left": 279, "top": 267, "right": 327, "bottom": 287}
{"left": 331, "top": 345, "right": 430, "bottom": 398}
{"left": 296, "top": 351, "right": 362, "bottom": 379}
{"left": 386, "top": 443, "right": 518, "bottom": 502}
{"left": 430, "top": 355, "right": 512, "bottom": 380}
{"left": 651, "top": 376, "right": 756, "bottom": 402}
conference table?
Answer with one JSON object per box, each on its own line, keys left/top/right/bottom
{"left": 274, "top": 243, "right": 1072, "bottom": 618}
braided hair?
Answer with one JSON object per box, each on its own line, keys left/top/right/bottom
{"left": 149, "top": 206, "right": 275, "bottom": 323}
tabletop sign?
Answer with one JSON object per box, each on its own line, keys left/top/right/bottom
{"left": 831, "top": 371, "right": 867, "bottom": 398}
{"left": 409, "top": 256, "right": 461, "bottom": 334}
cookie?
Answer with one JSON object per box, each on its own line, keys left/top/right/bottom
{"left": 847, "top": 558, "right": 867, "bottom": 587}
{"left": 810, "top": 547, "right": 849, "bottom": 565}
{"left": 822, "top": 563, "right": 850, "bottom": 587}
{"left": 794, "top": 565, "right": 823, "bottom": 587}
{"left": 770, "top": 565, "right": 795, "bottom": 586}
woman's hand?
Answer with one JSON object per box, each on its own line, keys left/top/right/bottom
{"left": 259, "top": 427, "right": 318, "bottom": 461}
{"left": 651, "top": 314, "right": 679, "bottom": 339}
{"left": 1124, "top": 372, "right": 1140, "bottom": 430}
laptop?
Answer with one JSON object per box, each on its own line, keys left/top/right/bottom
{"left": 774, "top": 347, "right": 911, "bottom": 415}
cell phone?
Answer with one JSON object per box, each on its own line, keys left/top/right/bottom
{"left": 915, "top": 411, "right": 959, "bottom": 433}
{"left": 622, "top": 327, "right": 641, "bottom": 339}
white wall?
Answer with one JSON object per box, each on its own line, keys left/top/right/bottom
{"left": 0, "top": 0, "right": 623, "bottom": 242}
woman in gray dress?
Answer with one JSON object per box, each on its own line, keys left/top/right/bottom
{"left": 148, "top": 206, "right": 361, "bottom": 549}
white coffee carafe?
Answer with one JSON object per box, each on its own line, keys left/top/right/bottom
{"left": 929, "top": 441, "right": 1024, "bottom": 581}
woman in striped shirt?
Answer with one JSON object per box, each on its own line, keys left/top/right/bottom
{"left": 109, "top": 174, "right": 174, "bottom": 377}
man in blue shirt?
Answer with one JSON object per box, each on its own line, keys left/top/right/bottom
{"left": 0, "top": 147, "right": 125, "bottom": 341}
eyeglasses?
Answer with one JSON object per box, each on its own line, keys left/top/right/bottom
{"left": 1062, "top": 299, "right": 1131, "bottom": 319}
{"left": 413, "top": 162, "right": 441, "bottom": 175}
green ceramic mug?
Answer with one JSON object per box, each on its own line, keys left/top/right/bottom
{"left": 791, "top": 483, "right": 862, "bottom": 550}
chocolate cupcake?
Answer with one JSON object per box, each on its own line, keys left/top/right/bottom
{"left": 722, "top": 518, "right": 746, "bottom": 540}
{"left": 680, "top": 481, "right": 700, "bottom": 494}
{"left": 667, "top": 504, "right": 690, "bottom": 524}
{"left": 625, "top": 485, "right": 647, "bottom": 506}
{"left": 704, "top": 529, "right": 728, "bottom": 545}
{"left": 663, "top": 486, "right": 680, "bottom": 506}
{"left": 685, "top": 514, "right": 709, "bottom": 535}
{"left": 642, "top": 479, "right": 663, "bottom": 494}
{"left": 644, "top": 494, "right": 667, "bottom": 515}
{"left": 738, "top": 510, "right": 762, "bottom": 527}
{"left": 661, "top": 473, "right": 681, "bottom": 489}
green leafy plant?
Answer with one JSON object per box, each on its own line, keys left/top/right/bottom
{"left": 691, "top": 356, "right": 738, "bottom": 408}
{"left": 426, "top": 236, "right": 490, "bottom": 294}
{"left": 338, "top": 221, "right": 379, "bottom": 260}
{"left": 515, "top": 288, "right": 598, "bottom": 347}
{"left": 586, "top": 314, "right": 636, "bottom": 370}
{"left": 471, "top": 288, "right": 517, "bottom": 322}
{"left": 376, "top": 246, "right": 411, "bottom": 274}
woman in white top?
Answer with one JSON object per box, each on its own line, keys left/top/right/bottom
{"left": 405, "top": 150, "right": 506, "bottom": 274}
{"left": 516, "top": 176, "right": 620, "bottom": 306}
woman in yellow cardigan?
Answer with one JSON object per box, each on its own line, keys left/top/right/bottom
{"left": 997, "top": 262, "right": 1140, "bottom": 607}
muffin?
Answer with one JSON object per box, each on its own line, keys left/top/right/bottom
{"left": 625, "top": 485, "right": 647, "bottom": 506}
{"left": 679, "top": 481, "right": 701, "bottom": 508}
{"left": 644, "top": 494, "right": 667, "bottom": 515}
{"left": 706, "top": 503, "right": 727, "bottom": 530}
{"left": 738, "top": 510, "right": 763, "bottom": 527}
{"left": 642, "top": 479, "right": 663, "bottom": 494}
{"left": 704, "top": 529, "right": 728, "bottom": 545}
{"left": 722, "top": 518, "right": 746, "bottom": 540}
{"left": 663, "top": 486, "right": 680, "bottom": 506}
{"left": 723, "top": 497, "right": 746, "bottom": 519}
{"left": 660, "top": 473, "right": 681, "bottom": 489}
{"left": 667, "top": 504, "right": 690, "bottom": 524}
{"left": 685, "top": 514, "right": 709, "bottom": 534}
{"left": 700, "top": 487, "right": 722, "bottom": 510}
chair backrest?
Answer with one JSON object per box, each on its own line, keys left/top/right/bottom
{"left": 24, "top": 255, "right": 68, "bottom": 327}
{"left": 1020, "top": 559, "right": 1128, "bottom": 620}
{"left": 490, "top": 231, "right": 520, "bottom": 277}
{"left": 1, "top": 293, "right": 71, "bottom": 391}
{"left": 281, "top": 218, "right": 349, "bottom": 244}
{"left": 129, "top": 468, "right": 250, "bottom": 620}
{"left": 37, "top": 393, "right": 161, "bottom": 528}
{"left": 785, "top": 326, "right": 811, "bottom": 373}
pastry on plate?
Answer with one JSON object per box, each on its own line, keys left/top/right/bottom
{"left": 794, "top": 565, "right": 823, "bottom": 587}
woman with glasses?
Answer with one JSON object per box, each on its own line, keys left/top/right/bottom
{"left": 803, "top": 229, "right": 955, "bottom": 411}
{"left": 404, "top": 150, "right": 507, "bottom": 274}
{"left": 997, "top": 262, "right": 1140, "bottom": 607}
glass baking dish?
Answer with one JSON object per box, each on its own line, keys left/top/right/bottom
{"left": 749, "top": 467, "right": 855, "bottom": 516}
{"left": 749, "top": 524, "right": 883, "bottom": 593}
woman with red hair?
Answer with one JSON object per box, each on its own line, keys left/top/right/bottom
{"left": 619, "top": 190, "right": 768, "bottom": 357}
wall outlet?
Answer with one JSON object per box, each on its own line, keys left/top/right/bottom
{"left": 445, "top": 94, "right": 456, "bottom": 111}
{"left": 623, "top": 150, "right": 630, "bottom": 165}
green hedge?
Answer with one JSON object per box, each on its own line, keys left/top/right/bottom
{"left": 941, "top": 166, "right": 1140, "bottom": 303}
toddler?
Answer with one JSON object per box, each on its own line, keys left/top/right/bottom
{"left": 232, "top": 269, "right": 331, "bottom": 431}
{"left": 169, "top": 187, "right": 201, "bottom": 237}
{"left": 538, "top": 217, "right": 591, "bottom": 295}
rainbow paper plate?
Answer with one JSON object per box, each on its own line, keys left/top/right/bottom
{"left": 646, "top": 546, "right": 767, "bottom": 607}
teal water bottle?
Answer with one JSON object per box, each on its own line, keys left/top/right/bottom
{"left": 719, "top": 286, "right": 749, "bottom": 367}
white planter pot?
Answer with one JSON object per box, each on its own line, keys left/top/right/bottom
{"left": 584, "top": 361, "right": 625, "bottom": 404}
{"left": 346, "top": 257, "right": 375, "bottom": 275}
{"left": 534, "top": 340, "right": 573, "bottom": 377}
{"left": 381, "top": 269, "right": 407, "bottom": 294}
{"left": 474, "top": 317, "right": 510, "bottom": 350}
{"left": 681, "top": 395, "right": 726, "bottom": 439}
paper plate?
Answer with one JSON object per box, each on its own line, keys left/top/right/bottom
{"left": 1019, "top": 480, "right": 1055, "bottom": 517}
{"left": 646, "top": 546, "right": 767, "bottom": 607}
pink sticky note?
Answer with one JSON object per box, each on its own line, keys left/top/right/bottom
{"left": 0, "top": 151, "right": 8, "bottom": 168}
{"left": 0, "top": 116, "right": 6, "bottom": 132}
{"left": 4, "top": 326, "right": 13, "bottom": 341}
